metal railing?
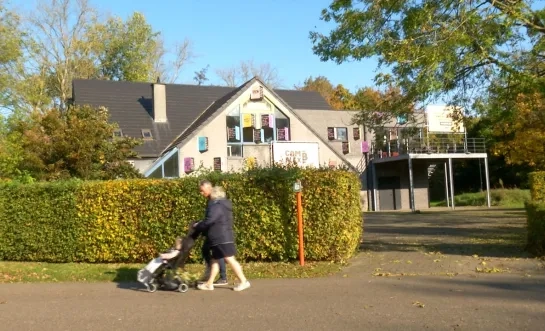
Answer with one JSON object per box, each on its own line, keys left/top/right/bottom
{"left": 370, "top": 138, "right": 486, "bottom": 159}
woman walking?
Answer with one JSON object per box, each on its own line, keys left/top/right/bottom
{"left": 193, "top": 185, "right": 251, "bottom": 292}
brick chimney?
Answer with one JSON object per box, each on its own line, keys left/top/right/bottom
{"left": 152, "top": 77, "right": 167, "bottom": 123}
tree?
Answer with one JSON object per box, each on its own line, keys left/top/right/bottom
{"left": 193, "top": 65, "right": 210, "bottom": 85}
{"left": 0, "top": 2, "right": 24, "bottom": 111}
{"left": 20, "top": 0, "right": 101, "bottom": 111}
{"left": 310, "top": 0, "right": 545, "bottom": 171}
{"left": 97, "top": 12, "right": 160, "bottom": 82}
{"left": 352, "top": 86, "right": 417, "bottom": 131}
{"left": 215, "top": 59, "right": 282, "bottom": 87}
{"left": 3, "top": 105, "right": 143, "bottom": 181}
{"left": 7, "top": 1, "right": 195, "bottom": 113}
{"left": 310, "top": 0, "right": 545, "bottom": 108}
{"left": 296, "top": 76, "right": 355, "bottom": 110}
{"left": 96, "top": 12, "right": 195, "bottom": 83}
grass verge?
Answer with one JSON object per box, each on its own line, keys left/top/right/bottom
{"left": 430, "top": 189, "right": 530, "bottom": 208}
{"left": 0, "top": 261, "right": 344, "bottom": 284}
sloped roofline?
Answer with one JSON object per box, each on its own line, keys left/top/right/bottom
{"left": 160, "top": 76, "right": 358, "bottom": 171}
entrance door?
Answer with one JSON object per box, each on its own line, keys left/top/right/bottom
{"left": 378, "top": 176, "right": 402, "bottom": 210}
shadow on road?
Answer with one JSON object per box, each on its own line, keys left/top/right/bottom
{"left": 361, "top": 209, "right": 532, "bottom": 258}
{"left": 384, "top": 275, "right": 545, "bottom": 303}
{"left": 107, "top": 267, "right": 146, "bottom": 291}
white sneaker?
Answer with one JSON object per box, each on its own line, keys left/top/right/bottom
{"left": 197, "top": 283, "right": 214, "bottom": 291}
{"left": 233, "top": 281, "right": 251, "bottom": 292}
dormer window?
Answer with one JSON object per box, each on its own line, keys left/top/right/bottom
{"left": 113, "top": 129, "right": 123, "bottom": 138}
{"left": 141, "top": 129, "right": 153, "bottom": 140}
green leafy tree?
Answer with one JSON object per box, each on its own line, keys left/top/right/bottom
{"left": 310, "top": 0, "right": 545, "bottom": 171}
{"left": 310, "top": 0, "right": 545, "bottom": 110}
{"left": 97, "top": 12, "right": 160, "bottom": 82}
{"left": 0, "top": 2, "right": 23, "bottom": 111}
{"left": 296, "top": 75, "right": 359, "bottom": 110}
{"left": 3, "top": 105, "right": 143, "bottom": 181}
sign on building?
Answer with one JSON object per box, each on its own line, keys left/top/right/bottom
{"left": 272, "top": 142, "right": 320, "bottom": 168}
{"left": 426, "top": 105, "right": 465, "bottom": 133}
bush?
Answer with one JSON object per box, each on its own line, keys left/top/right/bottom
{"left": 529, "top": 171, "right": 545, "bottom": 202}
{"left": 524, "top": 201, "right": 545, "bottom": 256}
{"left": 0, "top": 167, "right": 363, "bottom": 263}
{"left": 0, "top": 180, "right": 81, "bottom": 262}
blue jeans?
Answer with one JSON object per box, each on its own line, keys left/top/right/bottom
{"left": 202, "top": 240, "right": 227, "bottom": 280}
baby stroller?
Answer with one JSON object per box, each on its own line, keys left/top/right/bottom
{"left": 137, "top": 222, "right": 201, "bottom": 293}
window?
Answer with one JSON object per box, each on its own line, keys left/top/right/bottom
{"left": 148, "top": 167, "right": 162, "bottom": 178}
{"left": 225, "top": 99, "right": 291, "bottom": 157}
{"left": 144, "top": 148, "right": 179, "bottom": 178}
{"left": 113, "top": 129, "right": 123, "bottom": 138}
{"left": 327, "top": 127, "right": 347, "bottom": 141}
{"left": 141, "top": 129, "right": 153, "bottom": 140}
{"left": 275, "top": 106, "right": 290, "bottom": 141}
{"left": 226, "top": 106, "right": 241, "bottom": 143}
{"left": 335, "top": 127, "right": 348, "bottom": 141}
{"left": 163, "top": 150, "right": 179, "bottom": 178}
{"left": 227, "top": 144, "right": 242, "bottom": 157}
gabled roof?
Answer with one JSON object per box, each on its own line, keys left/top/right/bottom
{"left": 72, "top": 79, "right": 331, "bottom": 157}
{"left": 162, "top": 78, "right": 254, "bottom": 154}
{"left": 158, "top": 76, "right": 358, "bottom": 171}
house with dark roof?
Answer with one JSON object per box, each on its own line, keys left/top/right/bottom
{"left": 72, "top": 77, "right": 357, "bottom": 172}
{"left": 72, "top": 77, "right": 489, "bottom": 212}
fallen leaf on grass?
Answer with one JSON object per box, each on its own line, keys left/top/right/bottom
{"left": 413, "top": 301, "right": 425, "bottom": 308}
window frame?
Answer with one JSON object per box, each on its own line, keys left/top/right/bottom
{"left": 141, "top": 129, "right": 153, "bottom": 140}
{"left": 334, "top": 127, "right": 348, "bottom": 142}
{"left": 225, "top": 98, "right": 291, "bottom": 159}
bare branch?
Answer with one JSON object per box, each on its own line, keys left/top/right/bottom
{"left": 153, "top": 37, "right": 195, "bottom": 83}
{"left": 214, "top": 59, "right": 282, "bottom": 88}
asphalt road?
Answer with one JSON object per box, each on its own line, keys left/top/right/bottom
{"left": 2, "top": 273, "right": 545, "bottom": 331}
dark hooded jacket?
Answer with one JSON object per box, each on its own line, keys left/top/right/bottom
{"left": 194, "top": 198, "right": 235, "bottom": 247}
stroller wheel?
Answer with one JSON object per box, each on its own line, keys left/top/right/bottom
{"left": 178, "top": 283, "right": 189, "bottom": 293}
{"left": 147, "top": 283, "right": 158, "bottom": 293}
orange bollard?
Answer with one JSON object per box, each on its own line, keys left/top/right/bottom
{"left": 296, "top": 190, "right": 304, "bottom": 266}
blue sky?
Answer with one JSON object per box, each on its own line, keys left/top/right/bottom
{"left": 89, "top": 0, "right": 379, "bottom": 91}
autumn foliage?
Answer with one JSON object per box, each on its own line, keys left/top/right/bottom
{"left": 0, "top": 167, "right": 363, "bottom": 263}
{"left": 525, "top": 171, "right": 545, "bottom": 256}
{"left": 492, "top": 93, "right": 545, "bottom": 170}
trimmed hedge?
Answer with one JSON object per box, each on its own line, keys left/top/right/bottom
{"left": 524, "top": 201, "right": 545, "bottom": 256}
{"left": 0, "top": 167, "right": 363, "bottom": 263}
{"left": 529, "top": 171, "right": 545, "bottom": 202}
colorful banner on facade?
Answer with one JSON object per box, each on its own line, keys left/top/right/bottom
{"left": 198, "top": 136, "right": 208, "bottom": 152}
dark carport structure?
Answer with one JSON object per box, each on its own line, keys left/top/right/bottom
{"left": 368, "top": 137, "right": 490, "bottom": 212}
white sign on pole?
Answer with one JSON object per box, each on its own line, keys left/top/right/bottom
{"left": 272, "top": 142, "right": 320, "bottom": 168}
{"left": 426, "top": 105, "right": 465, "bottom": 133}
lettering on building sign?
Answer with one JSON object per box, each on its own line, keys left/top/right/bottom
{"left": 353, "top": 127, "right": 360, "bottom": 140}
{"left": 284, "top": 150, "right": 309, "bottom": 164}
{"left": 213, "top": 157, "right": 222, "bottom": 172}
{"left": 250, "top": 86, "right": 264, "bottom": 100}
